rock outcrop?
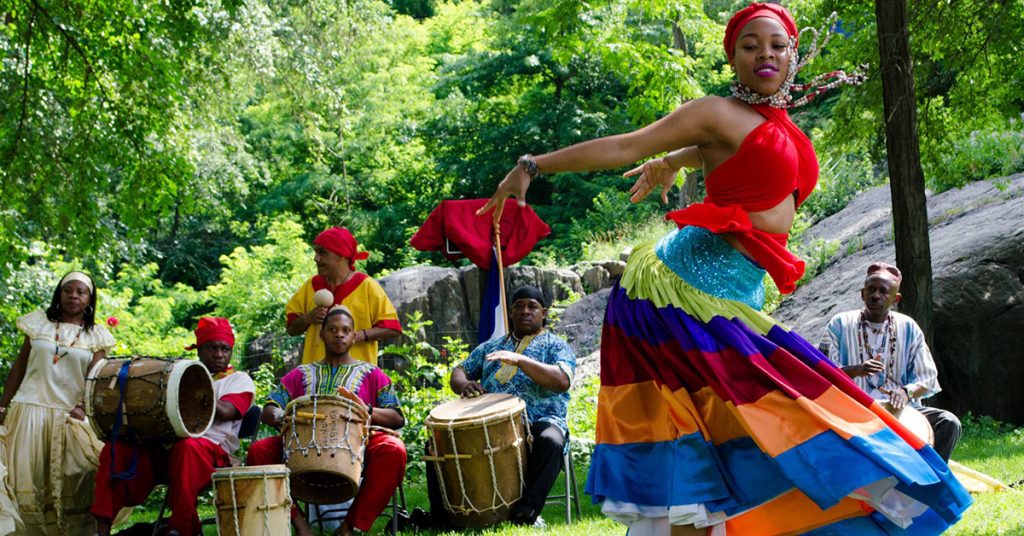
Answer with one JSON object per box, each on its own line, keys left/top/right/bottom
{"left": 775, "top": 174, "right": 1024, "bottom": 423}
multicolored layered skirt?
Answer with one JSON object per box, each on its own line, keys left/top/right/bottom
{"left": 585, "top": 227, "right": 972, "bottom": 535}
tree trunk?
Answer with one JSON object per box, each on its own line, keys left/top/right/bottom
{"left": 875, "top": 0, "right": 934, "bottom": 343}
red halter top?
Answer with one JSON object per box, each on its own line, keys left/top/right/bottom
{"left": 665, "top": 104, "right": 819, "bottom": 294}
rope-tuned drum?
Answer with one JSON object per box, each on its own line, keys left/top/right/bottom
{"left": 212, "top": 465, "right": 293, "bottom": 536}
{"left": 85, "top": 357, "right": 215, "bottom": 445}
{"left": 425, "top": 393, "right": 530, "bottom": 528}
{"left": 281, "top": 394, "right": 369, "bottom": 504}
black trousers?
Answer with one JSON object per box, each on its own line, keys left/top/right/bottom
{"left": 918, "top": 406, "right": 961, "bottom": 462}
{"left": 426, "top": 421, "right": 566, "bottom": 524}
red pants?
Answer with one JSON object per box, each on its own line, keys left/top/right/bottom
{"left": 246, "top": 432, "right": 407, "bottom": 531}
{"left": 92, "top": 438, "right": 230, "bottom": 536}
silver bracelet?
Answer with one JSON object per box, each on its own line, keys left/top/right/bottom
{"left": 517, "top": 154, "right": 541, "bottom": 179}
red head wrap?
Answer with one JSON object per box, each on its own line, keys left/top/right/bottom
{"left": 314, "top": 227, "right": 369, "bottom": 270}
{"left": 185, "top": 317, "right": 235, "bottom": 351}
{"left": 866, "top": 262, "right": 902, "bottom": 286}
{"left": 723, "top": 2, "right": 799, "bottom": 61}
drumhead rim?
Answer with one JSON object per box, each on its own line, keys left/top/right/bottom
{"left": 84, "top": 357, "right": 108, "bottom": 440}
{"left": 427, "top": 394, "right": 526, "bottom": 425}
{"left": 167, "top": 360, "right": 215, "bottom": 439}
{"left": 212, "top": 465, "right": 291, "bottom": 479}
{"left": 285, "top": 394, "right": 369, "bottom": 416}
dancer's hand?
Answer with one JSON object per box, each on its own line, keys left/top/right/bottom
{"left": 624, "top": 157, "right": 677, "bottom": 204}
{"left": 477, "top": 165, "right": 531, "bottom": 224}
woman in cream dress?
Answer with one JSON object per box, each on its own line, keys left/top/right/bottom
{"left": 0, "top": 271, "right": 114, "bottom": 535}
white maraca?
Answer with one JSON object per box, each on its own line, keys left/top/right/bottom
{"left": 313, "top": 288, "right": 334, "bottom": 308}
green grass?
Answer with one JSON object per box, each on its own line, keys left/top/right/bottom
{"left": 947, "top": 415, "right": 1024, "bottom": 535}
{"left": 116, "top": 417, "right": 1024, "bottom": 535}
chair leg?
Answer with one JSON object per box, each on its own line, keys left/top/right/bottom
{"left": 564, "top": 450, "right": 572, "bottom": 524}
{"left": 152, "top": 488, "right": 168, "bottom": 536}
{"left": 569, "top": 452, "right": 583, "bottom": 519}
{"left": 390, "top": 492, "right": 398, "bottom": 536}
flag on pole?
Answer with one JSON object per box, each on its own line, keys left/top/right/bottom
{"left": 478, "top": 247, "right": 507, "bottom": 344}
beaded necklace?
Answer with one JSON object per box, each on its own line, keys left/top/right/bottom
{"left": 856, "top": 310, "right": 898, "bottom": 392}
{"left": 731, "top": 12, "right": 867, "bottom": 109}
{"left": 53, "top": 320, "right": 85, "bottom": 365}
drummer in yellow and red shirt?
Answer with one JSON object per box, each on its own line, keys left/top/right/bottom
{"left": 92, "top": 317, "right": 256, "bottom": 536}
{"left": 285, "top": 226, "right": 401, "bottom": 365}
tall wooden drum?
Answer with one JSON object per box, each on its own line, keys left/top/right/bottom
{"left": 86, "top": 357, "right": 215, "bottom": 444}
{"left": 212, "top": 465, "right": 292, "bottom": 536}
{"left": 425, "top": 393, "right": 529, "bottom": 528}
{"left": 281, "top": 395, "right": 369, "bottom": 504}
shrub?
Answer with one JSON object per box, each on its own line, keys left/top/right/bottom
{"left": 930, "top": 122, "right": 1024, "bottom": 192}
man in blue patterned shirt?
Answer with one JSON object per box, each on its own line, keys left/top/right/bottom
{"left": 419, "top": 285, "right": 576, "bottom": 528}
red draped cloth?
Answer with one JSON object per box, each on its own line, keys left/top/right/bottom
{"left": 410, "top": 199, "right": 550, "bottom": 269}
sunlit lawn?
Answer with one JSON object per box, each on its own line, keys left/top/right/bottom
{"left": 118, "top": 416, "right": 1024, "bottom": 535}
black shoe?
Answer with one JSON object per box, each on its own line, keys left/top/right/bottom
{"left": 409, "top": 507, "right": 448, "bottom": 531}
{"left": 508, "top": 502, "right": 536, "bottom": 526}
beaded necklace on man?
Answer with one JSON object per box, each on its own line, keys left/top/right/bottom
{"left": 856, "top": 310, "right": 899, "bottom": 393}
{"left": 53, "top": 319, "right": 84, "bottom": 365}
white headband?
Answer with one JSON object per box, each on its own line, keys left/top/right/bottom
{"left": 60, "top": 271, "right": 94, "bottom": 293}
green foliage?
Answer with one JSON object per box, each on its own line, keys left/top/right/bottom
{"left": 800, "top": 144, "right": 884, "bottom": 223}
{"left": 800, "top": 0, "right": 1024, "bottom": 194}
{"left": 100, "top": 263, "right": 207, "bottom": 356}
{"left": 207, "top": 217, "right": 312, "bottom": 346}
{"left": 567, "top": 375, "right": 599, "bottom": 441}
{"left": 931, "top": 121, "right": 1024, "bottom": 192}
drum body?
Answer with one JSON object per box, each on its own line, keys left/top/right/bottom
{"left": 86, "top": 357, "right": 215, "bottom": 444}
{"left": 282, "top": 395, "right": 369, "bottom": 504}
{"left": 883, "top": 402, "right": 935, "bottom": 445}
{"left": 212, "top": 465, "right": 292, "bottom": 536}
{"left": 425, "top": 393, "right": 529, "bottom": 528}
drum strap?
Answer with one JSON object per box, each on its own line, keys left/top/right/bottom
{"left": 109, "top": 360, "right": 140, "bottom": 480}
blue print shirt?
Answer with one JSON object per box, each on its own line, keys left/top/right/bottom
{"left": 458, "top": 330, "right": 576, "bottom": 436}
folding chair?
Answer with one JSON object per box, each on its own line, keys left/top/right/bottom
{"left": 544, "top": 439, "right": 583, "bottom": 524}
{"left": 306, "top": 482, "right": 407, "bottom": 536}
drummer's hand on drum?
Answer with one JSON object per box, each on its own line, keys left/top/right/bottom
{"left": 336, "top": 387, "right": 372, "bottom": 421}
{"left": 459, "top": 381, "right": 486, "bottom": 399}
{"left": 69, "top": 404, "right": 86, "bottom": 421}
{"left": 888, "top": 386, "right": 910, "bottom": 411}
{"left": 856, "top": 359, "right": 885, "bottom": 377}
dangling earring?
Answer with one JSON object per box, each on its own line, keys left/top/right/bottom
{"left": 85, "top": 305, "right": 94, "bottom": 317}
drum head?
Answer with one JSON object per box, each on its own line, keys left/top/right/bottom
{"left": 882, "top": 403, "right": 935, "bottom": 445}
{"left": 428, "top": 393, "right": 524, "bottom": 424}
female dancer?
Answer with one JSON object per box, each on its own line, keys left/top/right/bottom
{"left": 0, "top": 272, "right": 115, "bottom": 535}
{"left": 479, "top": 3, "right": 970, "bottom": 534}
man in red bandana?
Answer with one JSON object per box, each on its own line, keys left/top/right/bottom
{"left": 91, "top": 317, "right": 256, "bottom": 536}
{"left": 286, "top": 226, "right": 402, "bottom": 365}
